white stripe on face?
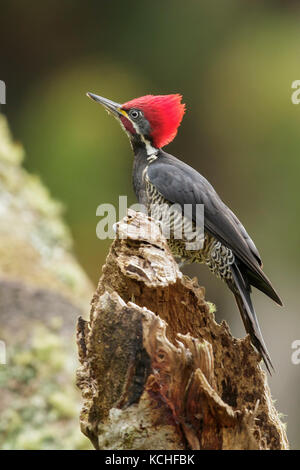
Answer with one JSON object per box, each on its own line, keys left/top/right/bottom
{"left": 120, "top": 112, "right": 158, "bottom": 156}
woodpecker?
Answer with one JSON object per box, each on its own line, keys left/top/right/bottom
{"left": 87, "top": 92, "right": 282, "bottom": 372}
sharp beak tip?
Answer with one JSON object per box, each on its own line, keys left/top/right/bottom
{"left": 85, "top": 92, "right": 122, "bottom": 115}
{"left": 86, "top": 92, "right": 96, "bottom": 101}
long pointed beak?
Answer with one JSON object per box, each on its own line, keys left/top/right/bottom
{"left": 86, "top": 92, "right": 123, "bottom": 117}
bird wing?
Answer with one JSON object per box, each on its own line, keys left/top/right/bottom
{"left": 147, "top": 153, "right": 282, "bottom": 305}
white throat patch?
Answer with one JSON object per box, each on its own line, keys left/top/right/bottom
{"left": 129, "top": 120, "right": 158, "bottom": 158}
{"left": 120, "top": 114, "right": 158, "bottom": 160}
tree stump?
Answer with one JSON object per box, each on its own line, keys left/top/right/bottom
{"left": 76, "top": 209, "right": 288, "bottom": 450}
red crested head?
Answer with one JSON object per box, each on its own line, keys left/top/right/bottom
{"left": 121, "top": 94, "right": 186, "bottom": 148}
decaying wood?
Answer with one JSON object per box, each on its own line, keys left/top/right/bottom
{"left": 76, "top": 209, "right": 288, "bottom": 450}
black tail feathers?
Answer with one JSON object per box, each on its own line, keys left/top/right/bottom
{"left": 228, "top": 263, "right": 274, "bottom": 374}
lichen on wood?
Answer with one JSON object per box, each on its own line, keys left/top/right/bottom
{"left": 77, "top": 209, "right": 288, "bottom": 450}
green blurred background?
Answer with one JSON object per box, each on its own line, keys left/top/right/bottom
{"left": 1, "top": 0, "right": 300, "bottom": 449}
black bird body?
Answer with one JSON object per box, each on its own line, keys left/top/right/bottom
{"left": 132, "top": 142, "right": 281, "bottom": 372}
{"left": 87, "top": 91, "right": 282, "bottom": 373}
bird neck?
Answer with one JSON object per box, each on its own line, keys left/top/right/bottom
{"left": 131, "top": 135, "right": 158, "bottom": 161}
{"left": 131, "top": 140, "right": 161, "bottom": 199}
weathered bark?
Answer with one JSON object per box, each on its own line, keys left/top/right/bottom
{"left": 77, "top": 209, "right": 288, "bottom": 450}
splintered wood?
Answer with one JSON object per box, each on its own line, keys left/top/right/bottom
{"left": 76, "top": 210, "right": 288, "bottom": 450}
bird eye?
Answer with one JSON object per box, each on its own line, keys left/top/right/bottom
{"left": 129, "top": 109, "right": 141, "bottom": 120}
